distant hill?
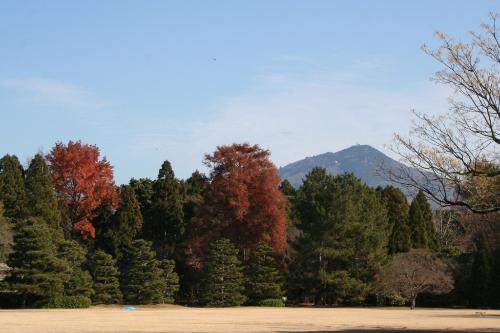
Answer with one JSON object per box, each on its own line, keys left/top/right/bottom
{"left": 278, "top": 144, "right": 416, "bottom": 195}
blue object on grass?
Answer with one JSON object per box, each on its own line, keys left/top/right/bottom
{"left": 123, "top": 306, "right": 137, "bottom": 311}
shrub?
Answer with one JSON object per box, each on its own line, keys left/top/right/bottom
{"left": 258, "top": 298, "right": 285, "bottom": 307}
{"left": 43, "top": 296, "right": 91, "bottom": 308}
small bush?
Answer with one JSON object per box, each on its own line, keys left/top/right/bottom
{"left": 43, "top": 296, "right": 91, "bottom": 308}
{"left": 258, "top": 298, "right": 285, "bottom": 307}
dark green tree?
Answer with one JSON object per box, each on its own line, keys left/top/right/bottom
{"left": 381, "top": 186, "right": 411, "bottom": 254}
{"left": 105, "top": 185, "right": 143, "bottom": 259}
{"left": 91, "top": 250, "right": 122, "bottom": 304}
{"left": 0, "top": 202, "right": 13, "bottom": 262}
{"left": 0, "top": 154, "right": 26, "bottom": 219}
{"left": 288, "top": 168, "right": 388, "bottom": 305}
{"left": 160, "top": 259, "right": 179, "bottom": 303}
{"left": 6, "top": 218, "right": 67, "bottom": 306}
{"left": 469, "top": 233, "right": 493, "bottom": 307}
{"left": 120, "top": 239, "right": 164, "bottom": 304}
{"left": 129, "top": 178, "right": 154, "bottom": 216}
{"left": 409, "top": 191, "right": 438, "bottom": 250}
{"left": 25, "top": 154, "right": 63, "bottom": 236}
{"left": 246, "top": 242, "right": 284, "bottom": 304}
{"left": 58, "top": 240, "right": 93, "bottom": 298}
{"left": 201, "top": 238, "right": 246, "bottom": 307}
{"left": 144, "top": 161, "right": 184, "bottom": 259}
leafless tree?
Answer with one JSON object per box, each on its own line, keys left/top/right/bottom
{"left": 378, "top": 249, "right": 454, "bottom": 309}
{"left": 433, "top": 208, "right": 463, "bottom": 249}
{"left": 390, "top": 13, "right": 499, "bottom": 214}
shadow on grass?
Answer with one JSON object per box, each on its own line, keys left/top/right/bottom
{"left": 278, "top": 330, "right": 498, "bottom": 333}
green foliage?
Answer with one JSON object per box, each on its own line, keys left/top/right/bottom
{"left": 0, "top": 203, "right": 13, "bottom": 262}
{"left": 57, "top": 240, "right": 93, "bottom": 298}
{"left": 91, "top": 250, "right": 122, "bottom": 304}
{"left": 160, "top": 259, "right": 180, "bottom": 303}
{"left": 6, "top": 218, "right": 68, "bottom": 304}
{"left": 129, "top": 178, "right": 154, "bottom": 214}
{"left": 201, "top": 238, "right": 246, "bottom": 307}
{"left": 120, "top": 239, "right": 164, "bottom": 304}
{"left": 409, "top": 191, "right": 438, "bottom": 250}
{"left": 469, "top": 233, "right": 494, "bottom": 307}
{"left": 106, "top": 186, "right": 143, "bottom": 259}
{"left": 288, "top": 168, "right": 389, "bottom": 305}
{"left": 43, "top": 296, "right": 91, "bottom": 308}
{"left": 246, "top": 242, "right": 284, "bottom": 304}
{"left": 144, "top": 161, "right": 185, "bottom": 259}
{"left": 258, "top": 298, "right": 285, "bottom": 307}
{"left": 0, "top": 154, "right": 26, "bottom": 219}
{"left": 381, "top": 186, "right": 411, "bottom": 254}
{"left": 25, "top": 154, "right": 61, "bottom": 233}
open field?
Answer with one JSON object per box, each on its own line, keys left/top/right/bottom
{"left": 0, "top": 306, "right": 499, "bottom": 333}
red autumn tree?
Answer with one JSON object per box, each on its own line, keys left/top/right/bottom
{"left": 187, "top": 143, "right": 287, "bottom": 267}
{"left": 47, "top": 141, "right": 118, "bottom": 239}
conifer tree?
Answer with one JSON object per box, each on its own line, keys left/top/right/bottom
{"left": 91, "top": 250, "right": 122, "bottom": 304}
{"left": 409, "top": 191, "right": 438, "bottom": 250}
{"left": 246, "top": 242, "right": 284, "bottom": 304}
{"left": 129, "top": 177, "right": 154, "bottom": 215}
{"left": 105, "top": 185, "right": 143, "bottom": 259}
{"left": 160, "top": 259, "right": 179, "bottom": 303}
{"left": 144, "top": 161, "right": 184, "bottom": 259}
{"left": 0, "top": 203, "right": 13, "bottom": 262}
{"left": 6, "top": 218, "right": 67, "bottom": 306}
{"left": 469, "top": 233, "right": 493, "bottom": 307}
{"left": 288, "top": 168, "right": 388, "bottom": 305}
{"left": 58, "top": 240, "right": 93, "bottom": 298}
{"left": 120, "top": 239, "right": 164, "bottom": 304}
{"left": 0, "top": 154, "right": 26, "bottom": 219}
{"left": 25, "top": 154, "right": 63, "bottom": 235}
{"left": 201, "top": 238, "right": 246, "bottom": 307}
{"left": 381, "top": 186, "right": 411, "bottom": 254}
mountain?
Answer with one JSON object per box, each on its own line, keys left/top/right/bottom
{"left": 278, "top": 144, "right": 415, "bottom": 193}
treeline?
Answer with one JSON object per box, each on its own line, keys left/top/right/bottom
{"left": 0, "top": 141, "right": 499, "bottom": 308}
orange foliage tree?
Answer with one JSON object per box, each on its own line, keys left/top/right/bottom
{"left": 187, "top": 143, "right": 286, "bottom": 267}
{"left": 47, "top": 141, "right": 118, "bottom": 239}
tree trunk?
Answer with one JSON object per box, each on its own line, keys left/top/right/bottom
{"left": 411, "top": 297, "right": 416, "bottom": 310}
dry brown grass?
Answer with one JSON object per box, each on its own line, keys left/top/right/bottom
{"left": 0, "top": 306, "right": 499, "bottom": 332}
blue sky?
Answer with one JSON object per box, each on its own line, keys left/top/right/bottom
{"left": 0, "top": 1, "right": 497, "bottom": 183}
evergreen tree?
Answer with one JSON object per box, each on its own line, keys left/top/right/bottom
{"left": 288, "top": 168, "right": 388, "bottom": 305}
{"left": 0, "top": 154, "right": 26, "bottom": 219}
{"left": 105, "top": 185, "right": 143, "bottom": 259}
{"left": 201, "top": 238, "right": 246, "bottom": 307}
{"left": 58, "top": 240, "right": 93, "bottom": 298}
{"left": 381, "top": 186, "right": 411, "bottom": 254}
{"left": 0, "top": 202, "right": 13, "bottom": 262}
{"left": 144, "top": 161, "right": 184, "bottom": 259}
{"left": 129, "top": 177, "right": 154, "bottom": 215}
{"left": 469, "top": 233, "right": 493, "bottom": 307}
{"left": 25, "top": 154, "right": 63, "bottom": 236}
{"left": 6, "top": 218, "right": 67, "bottom": 306}
{"left": 246, "top": 242, "right": 284, "bottom": 304}
{"left": 91, "top": 250, "right": 122, "bottom": 304}
{"left": 160, "top": 259, "right": 179, "bottom": 303}
{"left": 120, "top": 239, "right": 164, "bottom": 304}
{"left": 409, "top": 191, "right": 438, "bottom": 250}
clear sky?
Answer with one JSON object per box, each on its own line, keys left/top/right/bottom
{"left": 0, "top": 1, "right": 497, "bottom": 183}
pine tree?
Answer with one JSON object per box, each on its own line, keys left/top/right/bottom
{"left": 144, "top": 161, "right": 184, "bottom": 259}
{"left": 409, "top": 191, "right": 438, "bottom": 250}
{"left": 91, "top": 250, "right": 122, "bottom": 304}
{"left": 6, "top": 218, "right": 67, "bottom": 306}
{"left": 58, "top": 240, "right": 93, "bottom": 298}
{"left": 288, "top": 168, "right": 388, "bottom": 305}
{"left": 246, "top": 242, "right": 284, "bottom": 305}
{"left": 0, "top": 154, "right": 26, "bottom": 219}
{"left": 160, "top": 259, "right": 179, "bottom": 303}
{"left": 25, "top": 154, "right": 63, "bottom": 237}
{"left": 0, "top": 202, "right": 13, "bottom": 262}
{"left": 201, "top": 238, "right": 246, "bottom": 307}
{"left": 381, "top": 186, "right": 411, "bottom": 254}
{"left": 105, "top": 185, "right": 143, "bottom": 259}
{"left": 120, "top": 239, "right": 164, "bottom": 304}
{"left": 469, "top": 233, "right": 493, "bottom": 307}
